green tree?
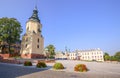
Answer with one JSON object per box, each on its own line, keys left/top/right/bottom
{"left": 110, "top": 56, "right": 117, "bottom": 61}
{"left": 114, "top": 51, "right": 120, "bottom": 62}
{"left": 104, "top": 52, "right": 110, "bottom": 61}
{"left": 0, "top": 17, "right": 22, "bottom": 54}
{"left": 46, "top": 44, "right": 55, "bottom": 58}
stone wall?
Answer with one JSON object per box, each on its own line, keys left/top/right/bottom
{"left": 0, "top": 54, "right": 10, "bottom": 59}
{"left": 0, "top": 59, "right": 21, "bottom": 64}
{"left": 21, "top": 53, "right": 45, "bottom": 59}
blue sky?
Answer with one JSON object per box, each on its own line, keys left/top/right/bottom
{"left": 0, "top": 0, "right": 120, "bottom": 55}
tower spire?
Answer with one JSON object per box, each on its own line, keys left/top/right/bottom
{"left": 35, "top": 0, "right": 38, "bottom": 9}
{"left": 29, "top": 5, "right": 40, "bottom": 23}
{"left": 35, "top": 0, "right": 38, "bottom": 11}
{"left": 34, "top": 5, "right": 37, "bottom": 10}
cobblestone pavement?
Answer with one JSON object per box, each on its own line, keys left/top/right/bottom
{"left": 0, "top": 60, "right": 120, "bottom": 78}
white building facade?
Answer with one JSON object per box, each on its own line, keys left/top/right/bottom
{"left": 68, "top": 52, "right": 77, "bottom": 60}
{"left": 77, "top": 48, "right": 104, "bottom": 61}
{"left": 55, "top": 51, "right": 68, "bottom": 60}
{"left": 55, "top": 48, "right": 104, "bottom": 62}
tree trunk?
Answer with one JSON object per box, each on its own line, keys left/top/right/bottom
{"left": 1, "top": 45, "right": 5, "bottom": 54}
{"left": 8, "top": 44, "right": 11, "bottom": 54}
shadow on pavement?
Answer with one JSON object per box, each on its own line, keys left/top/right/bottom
{"left": 0, "top": 63, "right": 52, "bottom": 78}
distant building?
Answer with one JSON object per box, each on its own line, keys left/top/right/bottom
{"left": 68, "top": 52, "right": 77, "bottom": 60}
{"left": 55, "top": 51, "right": 68, "bottom": 60}
{"left": 20, "top": 6, "right": 44, "bottom": 59}
{"left": 55, "top": 48, "right": 104, "bottom": 61}
{"left": 77, "top": 48, "right": 104, "bottom": 61}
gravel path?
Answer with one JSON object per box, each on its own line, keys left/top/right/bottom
{"left": 0, "top": 60, "right": 120, "bottom": 78}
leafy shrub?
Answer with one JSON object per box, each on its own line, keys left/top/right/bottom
{"left": 53, "top": 62, "right": 64, "bottom": 70}
{"left": 24, "top": 61, "right": 32, "bottom": 66}
{"left": 49, "top": 56, "right": 55, "bottom": 59}
{"left": 36, "top": 62, "right": 47, "bottom": 68}
{"left": 74, "top": 64, "right": 88, "bottom": 72}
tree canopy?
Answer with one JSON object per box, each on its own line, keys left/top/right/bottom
{"left": 0, "top": 17, "right": 22, "bottom": 54}
{"left": 104, "top": 52, "right": 120, "bottom": 62}
{"left": 114, "top": 51, "right": 120, "bottom": 62}
{"left": 104, "top": 52, "right": 110, "bottom": 61}
{"left": 46, "top": 44, "right": 55, "bottom": 58}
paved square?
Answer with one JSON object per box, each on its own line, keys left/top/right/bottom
{"left": 0, "top": 60, "right": 120, "bottom": 78}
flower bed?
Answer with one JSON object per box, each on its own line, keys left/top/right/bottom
{"left": 74, "top": 64, "right": 88, "bottom": 72}
{"left": 53, "top": 62, "right": 64, "bottom": 70}
{"left": 36, "top": 62, "right": 47, "bottom": 68}
{"left": 24, "top": 61, "right": 32, "bottom": 66}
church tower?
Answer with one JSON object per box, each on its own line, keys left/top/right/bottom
{"left": 20, "top": 6, "right": 44, "bottom": 58}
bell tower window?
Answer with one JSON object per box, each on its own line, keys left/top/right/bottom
{"left": 38, "top": 38, "right": 39, "bottom": 43}
{"left": 37, "top": 45, "right": 39, "bottom": 48}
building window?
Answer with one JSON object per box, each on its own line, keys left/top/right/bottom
{"left": 37, "top": 45, "right": 39, "bottom": 48}
{"left": 26, "top": 44, "right": 27, "bottom": 48}
{"left": 38, "top": 38, "right": 39, "bottom": 43}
